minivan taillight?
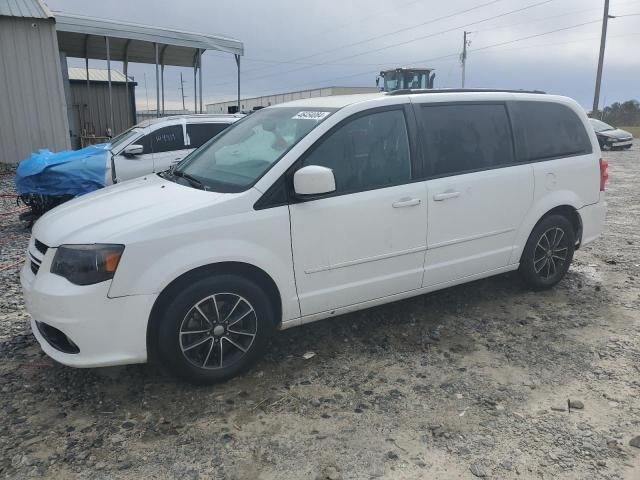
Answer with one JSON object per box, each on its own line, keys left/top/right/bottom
{"left": 599, "top": 158, "right": 609, "bottom": 191}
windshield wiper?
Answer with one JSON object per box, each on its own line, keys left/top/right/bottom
{"left": 172, "top": 170, "right": 208, "bottom": 190}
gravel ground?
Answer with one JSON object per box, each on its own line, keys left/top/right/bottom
{"left": 0, "top": 150, "right": 639, "bottom": 480}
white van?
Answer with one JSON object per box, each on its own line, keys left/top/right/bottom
{"left": 21, "top": 90, "right": 608, "bottom": 384}
{"left": 108, "top": 114, "right": 244, "bottom": 183}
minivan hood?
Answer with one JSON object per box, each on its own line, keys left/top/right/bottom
{"left": 33, "top": 175, "right": 234, "bottom": 246}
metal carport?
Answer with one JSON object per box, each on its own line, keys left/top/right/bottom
{"left": 54, "top": 12, "right": 244, "bottom": 127}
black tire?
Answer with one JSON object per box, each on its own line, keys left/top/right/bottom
{"left": 623, "top": 144, "right": 632, "bottom": 150}
{"left": 519, "top": 214, "right": 575, "bottom": 290}
{"left": 155, "top": 274, "right": 274, "bottom": 384}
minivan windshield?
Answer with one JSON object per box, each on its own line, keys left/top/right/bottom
{"left": 109, "top": 127, "right": 142, "bottom": 151}
{"left": 172, "top": 107, "right": 336, "bottom": 192}
{"left": 589, "top": 118, "right": 614, "bottom": 132}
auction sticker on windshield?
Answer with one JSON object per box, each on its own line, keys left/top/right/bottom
{"left": 292, "top": 111, "right": 331, "bottom": 120}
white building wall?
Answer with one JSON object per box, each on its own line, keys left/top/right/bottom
{"left": 206, "top": 86, "right": 379, "bottom": 114}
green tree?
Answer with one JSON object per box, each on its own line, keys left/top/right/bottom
{"left": 598, "top": 100, "right": 640, "bottom": 126}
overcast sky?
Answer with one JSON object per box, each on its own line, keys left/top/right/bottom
{"left": 47, "top": 0, "right": 640, "bottom": 111}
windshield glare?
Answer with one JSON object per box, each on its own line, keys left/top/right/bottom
{"left": 589, "top": 118, "right": 613, "bottom": 132}
{"left": 109, "top": 128, "right": 142, "bottom": 151}
{"left": 174, "top": 107, "right": 335, "bottom": 192}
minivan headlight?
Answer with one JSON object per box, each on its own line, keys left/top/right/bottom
{"left": 50, "top": 244, "right": 124, "bottom": 285}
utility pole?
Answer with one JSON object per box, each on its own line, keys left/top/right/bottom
{"left": 461, "top": 31, "right": 471, "bottom": 88}
{"left": 179, "top": 72, "right": 187, "bottom": 111}
{"left": 143, "top": 72, "right": 150, "bottom": 112}
{"left": 592, "top": 0, "right": 611, "bottom": 116}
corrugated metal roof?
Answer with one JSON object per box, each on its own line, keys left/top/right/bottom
{"left": 54, "top": 12, "right": 243, "bottom": 67}
{"left": 67, "top": 67, "right": 130, "bottom": 83}
{"left": 0, "top": 0, "right": 53, "bottom": 18}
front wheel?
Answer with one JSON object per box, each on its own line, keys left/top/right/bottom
{"left": 155, "top": 274, "right": 274, "bottom": 384}
{"left": 519, "top": 215, "right": 575, "bottom": 290}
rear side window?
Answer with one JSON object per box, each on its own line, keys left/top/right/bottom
{"left": 187, "top": 123, "right": 230, "bottom": 149}
{"left": 419, "top": 103, "right": 514, "bottom": 177}
{"left": 513, "top": 101, "right": 592, "bottom": 161}
{"left": 141, "top": 125, "right": 184, "bottom": 154}
{"left": 301, "top": 109, "right": 411, "bottom": 195}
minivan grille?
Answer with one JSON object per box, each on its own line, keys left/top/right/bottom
{"left": 34, "top": 239, "right": 48, "bottom": 256}
{"left": 29, "top": 252, "right": 42, "bottom": 275}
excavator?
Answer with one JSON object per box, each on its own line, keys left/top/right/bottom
{"left": 376, "top": 67, "right": 435, "bottom": 92}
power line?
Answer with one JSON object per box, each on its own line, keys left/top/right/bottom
{"left": 207, "top": 17, "right": 640, "bottom": 71}
{"left": 228, "top": 0, "right": 504, "bottom": 79}
{"left": 230, "top": 6, "right": 639, "bottom": 70}
{"left": 239, "top": 0, "right": 429, "bottom": 74}
{"left": 272, "top": 1, "right": 504, "bottom": 64}
{"left": 239, "top": 18, "right": 603, "bottom": 98}
{"left": 242, "top": 29, "right": 640, "bottom": 96}
{"left": 210, "top": 0, "right": 554, "bottom": 88}
{"left": 475, "top": 7, "right": 600, "bottom": 32}
{"left": 474, "top": 0, "right": 640, "bottom": 32}
{"left": 203, "top": 0, "right": 638, "bottom": 71}
{"left": 471, "top": 18, "right": 601, "bottom": 53}
{"left": 463, "top": 31, "right": 640, "bottom": 56}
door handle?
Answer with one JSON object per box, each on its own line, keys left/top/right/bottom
{"left": 433, "top": 191, "right": 460, "bottom": 201}
{"left": 392, "top": 197, "right": 421, "bottom": 208}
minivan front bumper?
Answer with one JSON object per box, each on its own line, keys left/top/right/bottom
{"left": 21, "top": 256, "right": 155, "bottom": 368}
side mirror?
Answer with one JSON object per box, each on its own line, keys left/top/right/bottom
{"left": 123, "top": 144, "right": 144, "bottom": 157}
{"left": 293, "top": 165, "right": 336, "bottom": 197}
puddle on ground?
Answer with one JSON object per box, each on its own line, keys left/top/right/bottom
{"left": 570, "top": 263, "right": 604, "bottom": 284}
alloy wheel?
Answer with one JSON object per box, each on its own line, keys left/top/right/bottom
{"left": 179, "top": 293, "right": 257, "bottom": 369}
{"left": 533, "top": 227, "right": 569, "bottom": 280}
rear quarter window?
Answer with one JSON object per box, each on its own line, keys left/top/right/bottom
{"left": 187, "top": 123, "right": 230, "bottom": 149}
{"left": 513, "top": 101, "right": 592, "bottom": 161}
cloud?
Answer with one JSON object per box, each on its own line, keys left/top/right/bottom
{"left": 48, "top": 0, "right": 640, "bottom": 110}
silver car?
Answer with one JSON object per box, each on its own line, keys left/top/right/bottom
{"left": 589, "top": 118, "right": 633, "bottom": 150}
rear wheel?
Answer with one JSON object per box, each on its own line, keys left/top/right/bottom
{"left": 155, "top": 274, "right": 274, "bottom": 384}
{"left": 519, "top": 214, "right": 575, "bottom": 290}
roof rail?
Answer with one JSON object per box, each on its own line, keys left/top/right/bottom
{"left": 386, "top": 88, "right": 546, "bottom": 96}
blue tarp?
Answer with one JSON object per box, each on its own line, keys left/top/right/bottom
{"left": 15, "top": 144, "right": 109, "bottom": 197}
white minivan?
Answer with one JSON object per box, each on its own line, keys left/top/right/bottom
{"left": 21, "top": 90, "right": 608, "bottom": 384}
{"left": 108, "top": 114, "right": 244, "bottom": 184}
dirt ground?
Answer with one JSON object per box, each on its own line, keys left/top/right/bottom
{"left": 1, "top": 147, "right": 639, "bottom": 480}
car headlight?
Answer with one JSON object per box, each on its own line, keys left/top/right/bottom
{"left": 50, "top": 244, "right": 124, "bottom": 285}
